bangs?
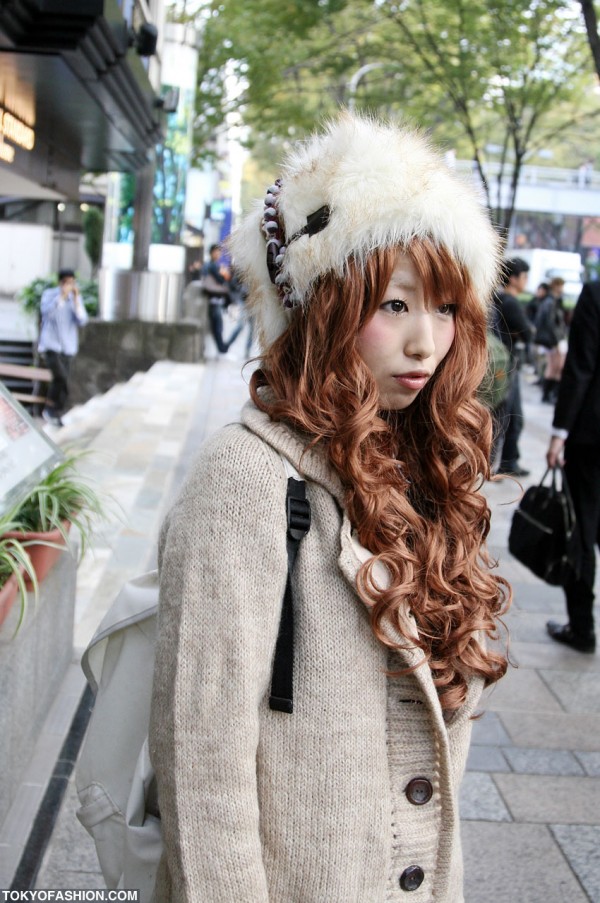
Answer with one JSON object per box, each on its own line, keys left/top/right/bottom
{"left": 408, "top": 238, "right": 471, "bottom": 308}
{"left": 360, "top": 238, "right": 472, "bottom": 323}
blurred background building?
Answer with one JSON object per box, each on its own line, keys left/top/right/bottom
{"left": 0, "top": 0, "right": 164, "bottom": 298}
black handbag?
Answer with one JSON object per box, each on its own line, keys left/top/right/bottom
{"left": 508, "top": 466, "right": 581, "bottom": 586}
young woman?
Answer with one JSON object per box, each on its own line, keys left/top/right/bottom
{"left": 149, "top": 113, "right": 510, "bottom": 903}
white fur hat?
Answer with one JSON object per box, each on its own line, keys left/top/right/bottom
{"left": 230, "top": 111, "right": 500, "bottom": 348}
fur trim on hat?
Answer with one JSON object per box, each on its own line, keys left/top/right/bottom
{"left": 230, "top": 111, "right": 501, "bottom": 348}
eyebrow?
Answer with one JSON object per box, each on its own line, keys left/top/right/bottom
{"left": 386, "top": 278, "right": 418, "bottom": 292}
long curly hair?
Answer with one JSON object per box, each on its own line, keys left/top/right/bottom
{"left": 250, "top": 237, "right": 510, "bottom": 712}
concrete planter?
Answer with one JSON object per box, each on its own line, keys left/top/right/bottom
{"left": 70, "top": 320, "right": 205, "bottom": 406}
{"left": 0, "top": 553, "right": 76, "bottom": 825}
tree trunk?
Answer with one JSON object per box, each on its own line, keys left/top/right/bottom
{"left": 580, "top": 0, "right": 600, "bottom": 80}
{"left": 132, "top": 163, "right": 155, "bottom": 271}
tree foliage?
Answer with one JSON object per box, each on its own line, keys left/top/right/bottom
{"left": 369, "top": 0, "right": 594, "bottom": 235}
{"left": 190, "top": 0, "right": 350, "bottom": 156}
{"left": 83, "top": 206, "right": 104, "bottom": 276}
{"left": 186, "top": 0, "right": 598, "bottom": 234}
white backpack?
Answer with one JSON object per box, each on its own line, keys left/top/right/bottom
{"left": 75, "top": 459, "right": 310, "bottom": 902}
{"left": 76, "top": 570, "right": 162, "bottom": 900}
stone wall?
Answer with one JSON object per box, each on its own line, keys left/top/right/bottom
{"left": 70, "top": 318, "right": 205, "bottom": 406}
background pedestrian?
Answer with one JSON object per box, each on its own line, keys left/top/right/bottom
{"left": 534, "top": 276, "right": 567, "bottom": 403}
{"left": 492, "top": 257, "right": 534, "bottom": 476}
{"left": 546, "top": 281, "right": 600, "bottom": 653}
{"left": 37, "top": 268, "right": 88, "bottom": 426}
{"left": 202, "top": 243, "right": 243, "bottom": 356}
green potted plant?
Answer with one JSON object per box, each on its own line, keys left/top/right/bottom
{"left": 5, "top": 450, "right": 104, "bottom": 586}
{"left": 0, "top": 516, "right": 39, "bottom": 633}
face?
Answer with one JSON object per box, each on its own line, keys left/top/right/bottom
{"left": 510, "top": 271, "right": 528, "bottom": 294}
{"left": 60, "top": 277, "right": 75, "bottom": 296}
{"left": 356, "top": 251, "right": 456, "bottom": 411}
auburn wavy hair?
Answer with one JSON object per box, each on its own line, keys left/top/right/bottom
{"left": 250, "top": 237, "right": 510, "bottom": 712}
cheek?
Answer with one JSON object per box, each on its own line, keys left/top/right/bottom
{"left": 437, "top": 320, "right": 456, "bottom": 361}
{"left": 357, "top": 317, "right": 393, "bottom": 362}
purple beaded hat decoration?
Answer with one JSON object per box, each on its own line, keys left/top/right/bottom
{"left": 261, "top": 179, "right": 331, "bottom": 309}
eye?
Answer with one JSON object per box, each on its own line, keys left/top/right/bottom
{"left": 438, "top": 303, "right": 456, "bottom": 317}
{"left": 381, "top": 299, "right": 407, "bottom": 315}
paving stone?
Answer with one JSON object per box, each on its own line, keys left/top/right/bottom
{"left": 462, "top": 822, "right": 588, "bottom": 903}
{"left": 36, "top": 869, "right": 106, "bottom": 889}
{"left": 551, "top": 824, "right": 600, "bottom": 903}
{"left": 481, "top": 664, "right": 563, "bottom": 713}
{"left": 502, "top": 747, "right": 585, "bottom": 776}
{"left": 125, "top": 506, "right": 168, "bottom": 534}
{"left": 114, "top": 451, "right": 152, "bottom": 474}
{"left": 510, "top": 592, "right": 566, "bottom": 615}
{"left": 460, "top": 772, "right": 512, "bottom": 821}
{"left": 0, "top": 782, "right": 45, "bottom": 848}
{"left": 0, "top": 842, "right": 23, "bottom": 889}
{"left": 467, "top": 745, "right": 511, "bottom": 773}
{"left": 494, "top": 773, "right": 600, "bottom": 824}
{"left": 500, "top": 710, "right": 600, "bottom": 751}
{"left": 156, "top": 439, "right": 184, "bottom": 458}
{"left": 150, "top": 453, "right": 178, "bottom": 472}
{"left": 135, "top": 486, "right": 164, "bottom": 510}
{"left": 494, "top": 559, "right": 545, "bottom": 588}
{"left": 142, "top": 467, "right": 173, "bottom": 491}
{"left": 539, "top": 669, "right": 600, "bottom": 714}
{"left": 502, "top": 610, "right": 563, "bottom": 645}
{"left": 510, "top": 641, "right": 600, "bottom": 672}
{"left": 575, "top": 751, "right": 600, "bottom": 777}
{"left": 470, "top": 711, "right": 513, "bottom": 747}
{"left": 35, "top": 780, "right": 101, "bottom": 883}
{"left": 109, "top": 534, "right": 155, "bottom": 567}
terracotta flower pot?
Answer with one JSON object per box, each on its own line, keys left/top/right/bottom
{"left": 0, "top": 573, "right": 19, "bottom": 630}
{"left": 4, "top": 521, "right": 72, "bottom": 587}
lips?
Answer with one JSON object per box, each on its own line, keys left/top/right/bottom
{"left": 393, "top": 372, "right": 430, "bottom": 391}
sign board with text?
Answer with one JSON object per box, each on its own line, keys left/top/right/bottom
{"left": 0, "top": 383, "right": 63, "bottom": 517}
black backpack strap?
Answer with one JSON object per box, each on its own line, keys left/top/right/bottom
{"left": 269, "top": 472, "right": 311, "bottom": 714}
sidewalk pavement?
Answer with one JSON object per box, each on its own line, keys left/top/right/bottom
{"left": 2, "top": 353, "right": 599, "bottom": 902}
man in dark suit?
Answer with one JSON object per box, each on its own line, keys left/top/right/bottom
{"left": 493, "top": 257, "right": 534, "bottom": 476}
{"left": 546, "top": 282, "right": 600, "bottom": 653}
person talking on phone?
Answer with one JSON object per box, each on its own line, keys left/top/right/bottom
{"left": 38, "top": 268, "right": 88, "bottom": 427}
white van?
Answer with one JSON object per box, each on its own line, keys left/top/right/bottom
{"left": 505, "top": 248, "right": 584, "bottom": 303}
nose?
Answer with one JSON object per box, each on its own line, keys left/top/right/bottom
{"left": 403, "top": 312, "right": 436, "bottom": 360}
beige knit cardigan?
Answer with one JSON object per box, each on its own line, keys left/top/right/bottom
{"left": 149, "top": 401, "right": 484, "bottom": 903}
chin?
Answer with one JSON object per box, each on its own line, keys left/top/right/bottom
{"left": 380, "top": 397, "right": 415, "bottom": 412}
{"left": 380, "top": 388, "right": 419, "bottom": 411}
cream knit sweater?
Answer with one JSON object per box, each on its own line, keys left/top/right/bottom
{"left": 149, "top": 402, "right": 483, "bottom": 903}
